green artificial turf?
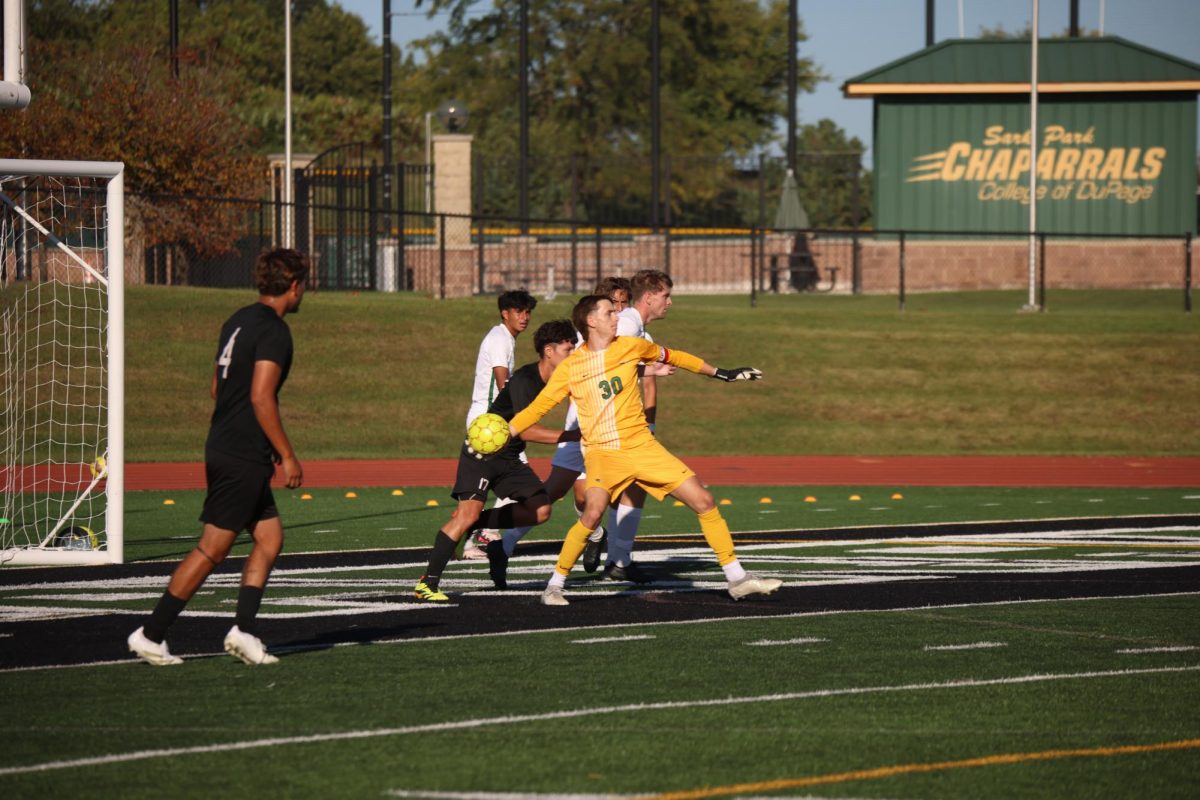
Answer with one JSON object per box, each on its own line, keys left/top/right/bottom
{"left": 3, "top": 594, "right": 1197, "bottom": 798}
{"left": 119, "top": 484, "right": 1200, "bottom": 562}
{"left": 121, "top": 287, "right": 1200, "bottom": 460}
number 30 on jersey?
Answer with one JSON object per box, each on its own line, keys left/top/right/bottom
{"left": 598, "top": 375, "right": 624, "bottom": 399}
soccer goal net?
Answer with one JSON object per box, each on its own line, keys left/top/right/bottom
{"left": 0, "top": 159, "right": 124, "bottom": 565}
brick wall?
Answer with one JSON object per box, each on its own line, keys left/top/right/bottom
{"left": 403, "top": 234, "right": 1189, "bottom": 296}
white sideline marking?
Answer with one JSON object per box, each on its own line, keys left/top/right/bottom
{"left": 7, "top": 591, "right": 1199, "bottom": 675}
{"left": 746, "top": 637, "right": 828, "bottom": 647}
{"left": 1117, "top": 646, "right": 1198, "bottom": 654}
{"left": 571, "top": 634, "right": 656, "bottom": 644}
{"left": 10, "top": 593, "right": 161, "bottom": 602}
{"left": 386, "top": 793, "right": 637, "bottom": 800}
{"left": 851, "top": 547, "right": 1044, "bottom": 555}
{"left": 383, "top": 792, "right": 891, "bottom": 800}
{"left": 924, "top": 642, "right": 1007, "bottom": 652}
{"left": 2, "top": 664, "right": 1197, "bottom": 777}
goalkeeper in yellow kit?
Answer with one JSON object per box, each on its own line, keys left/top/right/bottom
{"left": 509, "top": 293, "right": 781, "bottom": 606}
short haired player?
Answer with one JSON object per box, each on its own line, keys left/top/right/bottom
{"left": 414, "top": 320, "right": 580, "bottom": 600}
{"left": 127, "top": 248, "right": 310, "bottom": 665}
{"left": 508, "top": 294, "right": 780, "bottom": 605}
{"left": 596, "top": 269, "right": 677, "bottom": 582}
{"left": 500, "top": 277, "right": 632, "bottom": 567}
{"left": 463, "top": 289, "right": 538, "bottom": 559}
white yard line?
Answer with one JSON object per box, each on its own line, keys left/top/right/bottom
{"left": 5, "top": 590, "right": 1198, "bottom": 675}
{"left": 1116, "top": 646, "right": 1198, "bottom": 654}
{"left": 746, "top": 637, "right": 828, "bottom": 647}
{"left": 2, "top": 664, "right": 1196, "bottom": 777}
{"left": 924, "top": 642, "right": 1007, "bottom": 652}
{"left": 571, "top": 634, "right": 656, "bottom": 644}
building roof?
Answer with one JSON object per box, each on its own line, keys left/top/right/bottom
{"left": 843, "top": 36, "right": 1200, "bottom": 97}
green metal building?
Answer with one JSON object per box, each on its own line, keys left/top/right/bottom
{"left": 843, "top": 37, "right": 1200, "bottom": 235}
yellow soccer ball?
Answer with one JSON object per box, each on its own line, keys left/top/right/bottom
{"left": 466, "top": 412, "right": 510, "bottom": 457}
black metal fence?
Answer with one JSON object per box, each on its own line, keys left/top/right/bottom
{"left": 475, "top": 152, "right": 868, "bottom": 230}
{"left": 127, "top": 190, "right": 1193, "bottom": 313}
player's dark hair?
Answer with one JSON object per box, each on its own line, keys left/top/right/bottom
{"left": 498, "top": 289, "right": 537, "bottom": 313}
{"left": 571, "top": 294, "right": 609, "bottom": 336}
{"left": 593, "top": 276, "right": 631, "bottom": 300}
{"left": 630, "top": 269, "right": 673, "bottom": 303}
{"left": 533, "top": 319, "right": 576, "bottom": 357}
{"left": 255, "top": 248, "right": 310, "bottom": 296}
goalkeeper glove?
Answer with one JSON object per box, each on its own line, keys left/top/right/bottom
{"left": 712, "top": 367, "right": 763, "bottom": 382}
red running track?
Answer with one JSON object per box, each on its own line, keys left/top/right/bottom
{"left": 106, "top": 455, "right": 1199, "bottom": 491}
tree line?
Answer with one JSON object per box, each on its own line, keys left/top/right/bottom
{"left": 0, "top": 0, "right": 870, "bottom": 254}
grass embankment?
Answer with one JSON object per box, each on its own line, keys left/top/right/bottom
{"left": 125, "top": 286, "right": 1199, "bottom": 460}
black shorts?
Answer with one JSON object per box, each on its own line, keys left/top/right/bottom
{"left": 200, "top": 451, "right": 279, "bottom": 533}
{"left": 452, "top": 450, "right": 546, "bottom": 504}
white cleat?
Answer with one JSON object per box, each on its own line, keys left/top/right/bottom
{"left": 541, "top": 586, "right": 570, "bottom": 606}
{"left": 223, "top": 625, "right": 279, "bottom": 665}
{"left": 728, "top": 573, "right": 783, "bottom": 600}
{"left": 463, "top": 529, "right": 499, "bottom": 560}
{"left": 127, "top": 626, "right": 183, "bottom": 666}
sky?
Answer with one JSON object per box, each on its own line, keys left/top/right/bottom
{"left": 338, "top": 0, "right": 1200, "bottom": 166}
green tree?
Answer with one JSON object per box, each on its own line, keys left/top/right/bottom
{"left": 791, "top": 118, "right": 871, "bottom": 229}
{"left": 404, "top": 0, "right": 821, "bottom": 223}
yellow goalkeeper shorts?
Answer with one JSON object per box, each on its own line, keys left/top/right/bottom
{"left": 582, "top": 438, "right": 696, "bottom": 501}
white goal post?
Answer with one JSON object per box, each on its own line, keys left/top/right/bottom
{"left": 0, "top": 158, "right": 124, "bottom": 565}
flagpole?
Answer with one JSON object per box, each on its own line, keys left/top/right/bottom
{"left": 1026, "top": 0, "right": 1039, "bottom": 310}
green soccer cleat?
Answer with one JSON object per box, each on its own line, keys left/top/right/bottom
{"left": 414, "top": 580, "right": 449, "bottom": 602}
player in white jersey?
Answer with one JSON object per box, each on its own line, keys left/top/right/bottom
{"left": 495, "top": 278, "right": 630, "bottom": 571}
{"left": 466, "top": 290, "right": 537, "bottom": 427}
{"left": 464, "top": 290, "right": 537, "bottom": 558}
{"left": 598, "top": 269, "right": 677, "bottom": 582}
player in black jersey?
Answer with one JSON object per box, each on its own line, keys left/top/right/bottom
{"left": 414, "top": 320, "right": 579, "bottom": 600}
{"left": 127, "top": 249, "right": 309, "bottom": 666}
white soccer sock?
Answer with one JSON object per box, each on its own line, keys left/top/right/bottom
{"left": 605, "top": 505, "right": 642, "bottom": 567}
{"left": 721, "top": 559, "right": 748, "bottom": 583}
{"left": 503, "top": 527, "right": 529, "bottom": 556}
{"left": 547, "top": 571, "right": 567, "bottom": 589}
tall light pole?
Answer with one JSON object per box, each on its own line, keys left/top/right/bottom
{"left": 787, "top": 0, "right": 796, "bottom": 174}
{"left": 169, "top": 0, "right": 179, "bottom": 79}
{"left": 382, "top": 0, "right": 393, "bottom": 215}
{"left": 519, "top": 0, "right": 529, "bottom": 232}
{"left": 650, "top": 0, "right": 661, "bottom": 231}
{"left": 284, "top": 0, "right": 294, "bottom": 248}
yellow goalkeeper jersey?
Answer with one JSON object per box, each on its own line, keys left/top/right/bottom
{"left": 510, "top": 336, "right": 705, "bottom": 450}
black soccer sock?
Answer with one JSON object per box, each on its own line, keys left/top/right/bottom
{"left": 422, "top": 531, "right": 459, "bottom": 590}
{"left": 472, "top": 505, "right": 518, "bottom": 532}
{"left": 144, "top": 591, "right": 187, "bottom": 643}
{"left": 235, "top": 585, "right": 265, "bottom": 636}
